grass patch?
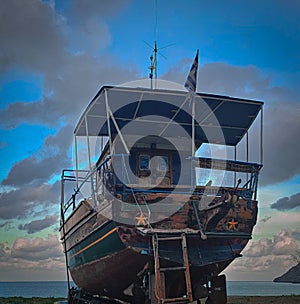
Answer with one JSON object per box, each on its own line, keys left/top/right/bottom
{"left": 0, "top": 298, "right": 66, "bottom": 304}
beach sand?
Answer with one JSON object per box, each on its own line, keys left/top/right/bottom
{"left": 227, "top": 296, "right": 300, "bottom": 304}
{"left": 1, "top": 297, "right": 300, "bottom": 304}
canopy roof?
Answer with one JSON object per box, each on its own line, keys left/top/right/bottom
{"left": 74, "top": 86, "right": 263, "bottom": 146}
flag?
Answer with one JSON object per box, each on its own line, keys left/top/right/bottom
{"left": 184, "top": 49, "right": 199, "bottom": 92}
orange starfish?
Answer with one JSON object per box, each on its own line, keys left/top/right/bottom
{"left": 228, "top": 218, "right": 238, "bottom": 230}
{"left": 136, "top": 212, "right": 147, "bottom": 226}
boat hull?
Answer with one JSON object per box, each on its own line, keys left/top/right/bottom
{"left": 60, "top": 195, "right": 257, "bottom": 302}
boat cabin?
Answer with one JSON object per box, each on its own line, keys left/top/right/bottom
{"left": 61, "top": 85, "right": 263, "bottom": 222}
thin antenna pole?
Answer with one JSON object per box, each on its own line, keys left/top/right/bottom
{"left": 154, "top": 0, "right": 158, "bottom": 41}
{"left": 154, "top": 41, "right": 157, "bottom": 89}
{"left": 154, "top": 0, "right": 158, "bottom": 89}
{"left": 149, "top": 0, "right": 158, "bottom": 89}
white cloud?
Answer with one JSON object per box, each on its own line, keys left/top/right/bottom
{"left": 225, "top": 228, "right": 300, "bottom": 280}
{"left": 11, "top": 234, "right": 63, "bottom": 261}
{"left": 0, "top": 234, "right": 66, "bottom": 280}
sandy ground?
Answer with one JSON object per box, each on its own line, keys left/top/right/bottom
{"left": 1, "top": 297, "right": 300, "bottom": 304}
{"left": 227, "top": 296, "right": 300, "bottom": 304}
{"left": 195, "top": 296, "right": 300, "bottom": 304}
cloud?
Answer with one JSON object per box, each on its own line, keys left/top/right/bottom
{"left": 0, "top": 181, "right": 60, "bottom": 220}
{"left": 245, "top": 238, "right": 273, "bottom": 257}
{"left": 11, "top": 234, "right": 63, "bottom": 261}
{"left": 271, "top": 192, "right": 300, "bottom": 211}
{"left": 262, "top": 104, "right": 300, "bottom": 185}
{"left": 245, "top": 229, "right": 299, "bottom": 258}
{"left": 18, "top": 215, "right": 58, "bottom": 234}
{"left": 0, "top": 0, "right": 137, "bottom": 131}
{"left": 66, "top": 0, "right": 130, "bottom": 20}
{"left": 2, "top": 125, "right": 73, "bottom": 186}
{"left": 291, "top": 229, "right": 300, "bottom": 241}
{"left": 225, "top": 228, "right": 300, "bottom": 280}
{"left": 0, "top": 242, "right": 10, "bottom": 259}
{"left": 0, "top": 234, "right": 66, "bottom": 280}
{"left": 0, "top": 0, "right": 66, "bottom": 74}
{"left": 272, "top": 229, "right": 300, "bottom": 255}
{"left": 165, "top": 61, "right": 300, "bottom": 186}
{"left": 0, "top": 54, "right": 139, "bottom": 130}
{"left": 260, "top": 215, "right": 272, "bottom": 223}
{"left": 0, "top": 221, "right": 13, "bottom": 231}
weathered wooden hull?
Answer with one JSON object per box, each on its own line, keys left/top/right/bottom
{"left": 61, "top": 195, "right": 257, "bottom": 302}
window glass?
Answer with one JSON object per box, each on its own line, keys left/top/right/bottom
{"left": 158, "top": 156, "right": 168, "bottom": 171}
{"left": 139, "top": 155, "right": 150, "bottom": 170}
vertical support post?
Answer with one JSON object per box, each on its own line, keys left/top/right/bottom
{"left": 234, "top": 146, "right": 237, "bottom": 186}
{"left": 246, "top": 131, "right": 249, "bottom": 181}
{"left": 85, "top": 115, "right": 97, "bottom": 207}
{"left": 192, "top": 99, "right": 195, "bottom": 156}
{"left": 105, "top": 89, "right": 113, "bottom": 154}
{"left": 260, "top": 106, "right": 263, "bottom": 165}
{"left": 60, "top": 171, "right": 71, "bottom": 295}
{"left": 121, "top": 154, "right": 126, "bottom": 200}
{"left": 246, "top": 131, "right": 249, "bottom": 162}
{"left": 100, "top": 135, "right": 103, "bottom": 155}
{"left": 85, "top": 115, "right": 92, "bottom": 171}
{"left": 191, "top": 98, "right": 196, "bottom": 190}
{"left": 75, "top": 136, "right": 79, "bottom": 189}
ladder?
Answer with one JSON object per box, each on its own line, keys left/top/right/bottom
{"left": 152, "top": 233, "right": 193, "bottom": 303}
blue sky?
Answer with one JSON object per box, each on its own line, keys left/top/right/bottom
{"left": 0, "top": 0, "right": 299, "bottom": 282}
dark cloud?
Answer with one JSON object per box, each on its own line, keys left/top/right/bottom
{"left": 262, "top": 103, "right": 300, "bottom": 185}
{"left": 0, "top": 181, "right": 60, "bottom": 220}
{"left": 271, "top": 192, "right": 300, "bottom": 211}
{"left": 0, "top": 52, "right": 139, "bottom": 131}
{"left": 260, "top": 216, "right": 272, "bottom": 223}
{"left": 0, "top": 221, "right": 13, "bottom": 231}
{"left": 0, "top": 0, "right": 137, "bottom": 130}
{"left": 67, "top": 0, "right": 131, "bottom": 19}
{"left": 18, "top": 215, "right": 58, "bottom": 234}
{"left": 0, "top": 0, "right": 66, "bottom": 74}
{"left": 64, "top": 0, "right": 131, "bottom": 54}
{"left": 2, "top": 125, "right": 72, "bottom": 186}
{"left": 165, "top": 61, "right": 300, "bottom": 186}
{"left": 0, "top": 242, "right": 10, "bottom": 259}
{"left": 0, "top": 0, "right": 137, "bottom": 226}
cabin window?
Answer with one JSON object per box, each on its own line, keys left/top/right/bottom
{"left": 139, "top": 155, "right": 150, "bottom": 170}
{"left": 157, "top": 156, "right": 168, "bottom": 171}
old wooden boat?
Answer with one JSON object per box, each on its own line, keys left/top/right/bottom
{"left": 60, "top": 58, "right": 263, "bottom": 303}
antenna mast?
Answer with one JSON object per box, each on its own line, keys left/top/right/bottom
{"left": 148, "top": 0, "right": 158, "bottom": 89}
{"left": 149, "top": 41, "right": 158, "bottom": 89}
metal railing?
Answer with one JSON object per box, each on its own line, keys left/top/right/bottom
{"left": 60, "top": 154, "right": 262, "bottom": 221}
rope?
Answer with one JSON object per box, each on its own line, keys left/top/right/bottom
{"left": 121, "top": 154, "right": 152, "bottom": 227}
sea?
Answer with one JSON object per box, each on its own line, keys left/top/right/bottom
{"left": 0, "top": 281, "right": 300, "bottom": 298}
